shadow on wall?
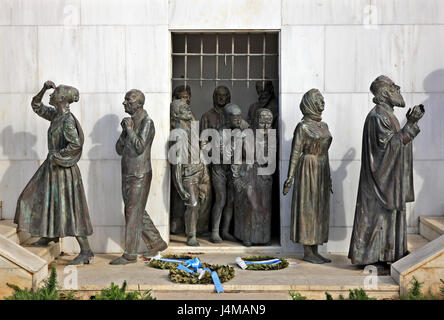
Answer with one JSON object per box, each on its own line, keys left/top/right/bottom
{"left": 329, "top": 148, "right": 356, "bottom": 241}
{"left": 88, "top": 114, "right": 123, "bottom": 252}
{"left": 410, "top": 69, "right": 444, "bottom": 225}
{"left": 0, "top": 126, "right": 39, "bottom": 220}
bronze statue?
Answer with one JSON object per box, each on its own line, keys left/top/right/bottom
{"left": 233, "top": 107, "right": 274, "bottom": 246}
{"left": 247, "top": 81, "right": 279, "bottom": 129}
{"left": 200, "top": 86, "right": 235, "bottom": 243}
{"left": 283, "top": 89, "right": 332, "bottom": 264}
{"left": 110, "top": 89, "right": 167, "bottom": 265}
{"left": 14, "top": 81, "right": 94, "bottom": 265}
{"left": 170, "top": 85, "right": 211, "bottom": 237}
{"left": 170, "top": 99, "right": 211, "bottom": 246}
{"left": 348, "top": 75, "right": 424, "bottom": 266}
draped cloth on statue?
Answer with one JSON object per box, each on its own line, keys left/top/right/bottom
{"left": 14, "top": 104, "right": 92, "bottom": 238}
{"left": 289, "top": 119, "right": 332, "bottom": 245}
{"left": 348, "top": 103, "right": 414, "bottom": 265}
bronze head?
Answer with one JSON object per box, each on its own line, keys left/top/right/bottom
{"left": 172, "top": 85, "right": 191, "bottom": 105}
{"left": 370, "top": 75, "right": 405, "bottom": 108}
{"left": 255, "top": 81, "right": 275, "bottom": 101}
{"left": 255, "top": 108, "right": 273, "bottom": 130}
{"left": 123, "top": 89, "right": 145, "bottom": 115}
{"left": 213, "top": 86, "right": 231, "bottom": 108}
{"left": 49, "top": 85, "right": 79, "bottom": 107}
{"left": 300, "top": 88, "right": 324, "bottom": 122}
{"left": 224, "top": 103, "right": 242, "bottom": 129}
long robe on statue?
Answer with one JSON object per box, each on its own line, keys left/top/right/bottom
{"left": 348, "top": 103, "right": 415, "bottom": 265}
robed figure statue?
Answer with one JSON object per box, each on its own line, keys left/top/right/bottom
{"left": 348, "top": 75, "right": 424, "bottom": 266}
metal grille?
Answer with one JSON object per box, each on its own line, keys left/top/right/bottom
{"left": 172, "top": 33, "right": 279, "bottom": 88}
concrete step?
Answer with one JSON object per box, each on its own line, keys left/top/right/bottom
{"left": 22, "top": 238, "right": 61, "bottom": 264}
{"left": 419, "top": 216, "right": 444, "bottom": 241}
{"left": 55, "top": 253, "right": 400, "bottom": 300}
{"left": 407, "top": 234, "right": 429, "bottom": 253}
{"left": 0, "top": 220, "right": 30, "bottom": 245}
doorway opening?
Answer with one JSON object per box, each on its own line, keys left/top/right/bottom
{"left": 169, "top": 32, "right": 280, "bottom": 248}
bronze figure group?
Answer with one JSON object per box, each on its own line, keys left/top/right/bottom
{"left": 170, "top": 83, "right": 278, "bottom": 246}
{"left": 13, "top": 74, "right": 424, "bottom": 268}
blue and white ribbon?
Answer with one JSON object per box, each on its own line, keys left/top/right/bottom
{"left": 151, "top": 253, "right": 189, "bottom": 264}
{"left": 175, "top": 257, "right": 224, "bottom": 293}
{"left": 236, "top": 257, "right": 282, "bottom": 269}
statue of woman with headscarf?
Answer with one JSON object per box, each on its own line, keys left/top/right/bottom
{"left": 282, "top": 89, "right": 333, "bottom": 264}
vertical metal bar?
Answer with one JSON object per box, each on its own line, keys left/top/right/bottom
{"left": 262, "top": 33, "right": 266, "bottom": 88}
{"left": 184, "top": 35, "right": 188, "bottom": 88}
{"left": 231, "top": 35, "right": 235, "bottom": 87}
{"left": 200, "top": 35, "right": 203, "bottom": 88}
{"left": 247, "top": 34, "right": 250, "bottom": 88}
{"left": 215, "top": 34, "right": 219, "bottom": 87}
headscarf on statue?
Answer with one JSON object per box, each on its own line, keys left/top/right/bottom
{"left": 300, "top": 88, "right": 323, "bottom": 122}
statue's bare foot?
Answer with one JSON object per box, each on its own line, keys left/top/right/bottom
{"left": 221, "top": 232, "right": 235, "bottom": 242}
{"left": 186, "top": 237, "right": 200, "bottom": 246}
{"left": 210, "top": 232, "right": 223, "bottom": 243}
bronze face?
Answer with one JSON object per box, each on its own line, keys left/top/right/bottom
{"left": 315, "top": 91, "right": 325, "bottom": 112}
{"left": 123, "top": 92, "right": 141, "bottom": 115}
{"left": 178, "top": 91, "right": 191, "bottom": 105}
{"left": 386, "top": 83, "right": 405, "bottom": 108}
{"left": 215, "top": 87, "right": 230, "bottom": 107}
{"left": 258, "top": 111, "right": 273, "bottom": 129}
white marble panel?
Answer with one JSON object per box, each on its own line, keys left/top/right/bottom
{"left": 146, "top": 159, "right": 170, "bottom": 227}
{"left": 409, "top": 26, "right": 444, "bottom": 93}
{"left": 282, "top": 0, "right": 370, "bottom": 25}
{"left": 169, "top": 0, "right": 281, "bottom": 30}
{"left": 373, "top": 0, "right": 444, "bottom": 25}
{"left": 61, "top": 226, "right": 124, "bottom": 254}
{"left": 280, "top": 158, "right": 363, "bottom": 230}
{"left": 325, "top": 26, "right": 414, "bottom": 93}
{"left": 279, "top": 160, "right": 291, "bottom": 227}
{"left": 79, "top": 93, "right": 126, "bottom": 160}
{"left": 279, "top": 93, "right": 303, "bottom": 162}
{"left": 80, "top": 0, "right": 168, "bottom": 26}
{"left": 410, "top": 160, "right": 444, "bottom": 228}
{"left": 0, "top": 0, "right": 12, "bottom": 25}
{"left": 409, "top": 94, "right": 444, "bottom": 160}
{"left": 321, "top": 227, "right": 353, "bottom": 253}
{"left": 322, "top": 93, "right": 370, "bottom": 161}
{"left": 281, "top": 26, "right": 324, "bottom": 93}
{"left": 145, "top": 93, "right": 170, "bottom": 160}
{"left": 38, "top": 26, "right": 81, "bottom": 88}
{"left": 280, "top": 226, "right": 303, "bottom": 254}
{"left": 0, "top": 160, "right": 41, "bottom": 220}
{"left": 11, "top": 0, "right": 80, "bottom": 26}
{"left": 0, "top": 27, "right": 38, "bottom": 93}
{"left": 329, "top": 160, "right": 361, "bottom": 228}
{"left": 78, "top": 26, "right": 126, "bottom": 93}
{"left": 77, "top": 160, "right": 124, "bottom": 226}
{"left": 125, "top": 26, "right": 170, "bottom": 93}
{"left": 0, "top": 94, "right": 48, "bottom": 160}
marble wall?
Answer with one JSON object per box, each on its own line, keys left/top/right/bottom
{"left": 0, "top": 0, "right": 443, "bottom": 253}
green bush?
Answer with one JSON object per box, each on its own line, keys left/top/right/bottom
{"left": 289, "top": 291, "right": 307, "bottom": 300}
{"left": 324, "top": 289, "right": 376, "bottom": 300}
{"left": 91, "top": 281, "right": 156, "bottom": 300}
{"left": 5, "top": 265, "right": 75, "bottom": 300}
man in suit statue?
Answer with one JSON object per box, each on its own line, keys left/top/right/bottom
{"left": 110, "top": 89, "right": 167, "bottom": 265}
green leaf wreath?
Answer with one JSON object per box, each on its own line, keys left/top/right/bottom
{"left": 169, "top": 263, "right": 235, "bottom": 284}
{"left": 147, "top": 254, "right": 195, "bottom": 270}
{"left": 241, "top": 256, "right": 289, "bottom": 271}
